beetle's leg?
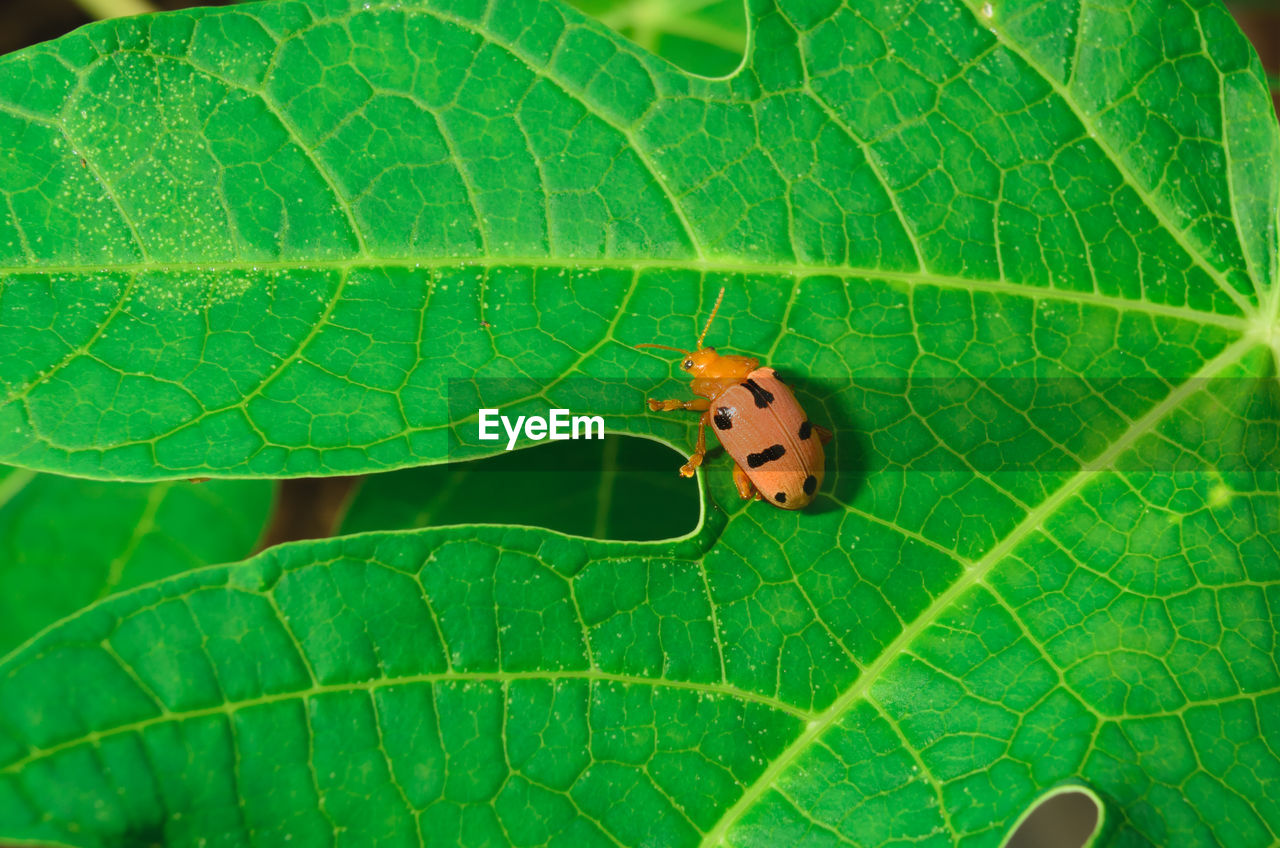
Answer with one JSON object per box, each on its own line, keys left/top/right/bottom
{"left": 679, "top": 411, "right": 710, "bottom": 477}
{"left": 646, "top": 399, "right": 711, "bottom": 475}
{"left": 732, "top": 462, "right": 760, "bottom": 500}
{"left": 816, "top": 425, "right": 834, "bottom": 444}
{"left": 648, "top": 397, "right": 712, "bottom": 412}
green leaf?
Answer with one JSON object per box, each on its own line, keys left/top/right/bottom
{"left": 0, "top": 0, "right": 1276, "bottom": 477}
{"left": 0, "top": 466, "right": 272, "bottom": 658}
{"left": 0, "top": 0, "right": 1279, "bottom": 845}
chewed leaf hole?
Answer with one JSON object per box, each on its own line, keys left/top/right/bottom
{"left": 1005, "top": 787, "right": 1102, "bottom": 848}
{"left": 339, "top": 435, "right": 699, "bottom": 541}
{"left": 572, "top": 0, "right": 747, "bottom": 77}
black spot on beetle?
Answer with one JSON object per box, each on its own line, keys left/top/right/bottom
{"left": 798, "top": 420, "right": 812, "bottom": 440}
{"left": 770, "top": 369, "right": 786, "bottom": 384}
{"left": 747, "top": 444, "right": 786, "bottom": 468}
{"left": 713, "top": 407, "right": 734, "bottom": 430}
{"left": 775, "top": 492, "right": 787, "bottom": 504}
{"left": 742, "top": 379, "right": 774, "bottom": 408}
{"left": 803, "top": 474, "right": 817, "bottom": 495}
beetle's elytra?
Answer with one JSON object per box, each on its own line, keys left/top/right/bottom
{"left": 638, "top": 288, "right": 832, "bottom": 510}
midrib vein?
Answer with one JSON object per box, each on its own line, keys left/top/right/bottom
{"left": 0, "top": 256, "right": 1249, "bottom": 331}
{"left": 699, "top": 334, "right": 1259, "bottom": 847}
{"left": 0, "top": 669, "right": 813, "bottom": 776}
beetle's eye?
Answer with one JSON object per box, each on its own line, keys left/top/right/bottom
{"left": 707, "top": 347, "right": 716, "bottom": 352}
{"left": 683, "top": 359, "right": 694, "bottom": 370}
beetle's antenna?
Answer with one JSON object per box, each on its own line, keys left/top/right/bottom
{"left": 696, "top": 287, "right": 727, "bottom": 349}
{"left": 635, "top": 343, "right": 690, "bottom": 355}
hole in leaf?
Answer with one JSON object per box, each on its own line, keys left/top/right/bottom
{"left": 570, "top": 0, "right": 747, "bottom": 77}
{"left": 1005, "top": 787, "right": 1101, "bottom": 848}
{"left": 257, "top": 475, "right": 362, "bottom": 552}
{"left": 338, "top": 435, "right": 700, "bottom": 541}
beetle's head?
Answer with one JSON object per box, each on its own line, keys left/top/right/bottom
{"left": 679, "top": 347, "right": 720, "bottom": 376}
{"left": 634, "top": 343, "right": 722, "bottom": 375}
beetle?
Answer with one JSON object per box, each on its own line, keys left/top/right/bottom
{"left": 637, "top": 287, "right": 832, "bottom": 510}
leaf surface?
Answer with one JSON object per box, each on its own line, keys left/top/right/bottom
{"left": 0, "top": 0, "right": 1278, "bottom": 845}
{"left": 0, "top": 466, "right": 272, "bottom": 657}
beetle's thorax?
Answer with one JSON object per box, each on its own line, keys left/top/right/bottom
{"left": 680, "top": 347, "right": 759, "bottom": 399}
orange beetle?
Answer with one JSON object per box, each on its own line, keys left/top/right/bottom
{"left": 639, "top": 288, "right": 832, "bottom": 510}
